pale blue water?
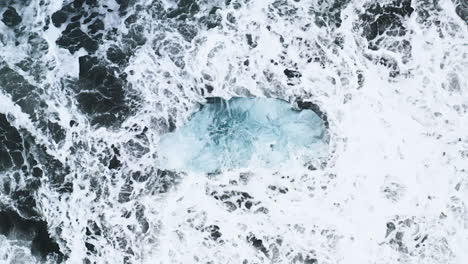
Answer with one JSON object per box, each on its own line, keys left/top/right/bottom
{"left": 157, "top": 97, "right": 328, "bottom": 173}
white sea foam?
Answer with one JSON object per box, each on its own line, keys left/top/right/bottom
{"left": 0, "top": 0, "right": 467, "bottom": 263}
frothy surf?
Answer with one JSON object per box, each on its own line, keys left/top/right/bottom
{"left": 0, "top": 0, "right": 467, "bottom": 263}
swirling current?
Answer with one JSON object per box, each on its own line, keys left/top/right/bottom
{"left": 0, "top": 0, "right": 467, "bottom": 263}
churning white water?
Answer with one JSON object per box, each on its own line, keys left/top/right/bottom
{"left": 157, "top": 97, "right": 329, "bottom": 172}
{"left": 0, "top": 0, "right": 467, "bottom": 263}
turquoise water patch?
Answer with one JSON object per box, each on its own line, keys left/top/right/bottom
{"left": 157, "top": 97, "right": 329, "bottom": 173}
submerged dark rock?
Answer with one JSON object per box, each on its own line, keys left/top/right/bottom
{"left": 106, "top": 45, "right": 129, "bottom": 65}
{"left": 2, "top": 6, "right": 22, "bottom": 27}
{"left": 455, "top": 1, "right": 468, "bottom": 23}
{"left": 52, "top": 0, "right": 109, "bottom": 54}
{"left": 77, "top": 55, "right": 130, "bottom": 126}
{"left": 51, "top": 10, "right": 68, "bottom": 27}
{"left": 0, "top": 113, "right": 72, "bottom": 224}
{"left": 211, "top": 190, "right": 254, "bottom": 212}
{"left": 0, "top": 210, "right": 62, "bottom": 260}
{"left": 204, "top": 225, "right": 222, "bottom": 241}
{"left": 313, "top": 0, "right": 350, "bottom": 28}
{"left": 56, "top": 22, "right": 99, "bottom": 54}
{"left": 88, "top": 18, "right": 104, "bottom": 34}
{"left": 246, "top": 34, "right": 257, "bottom": 48}
{"left": 115, "top": 0, "right": 136, "bottom": 14}
{"left": 296, "top": 100, "right": 329, "bottom": 129}
{"left": 166, "top": 0, "right": 200, "bottom": 19}
{"left": 177, "top": 23, "right": 198, "bottom": 42}
{"left": 199, "top": 6, "right": 222, "bottom": 29}
{"left": 123, "top": 24, "right": 147, "bottom": 50}
{"left": 109, "top": 155, "right": 122, "bottom": 170}
{"left": 0, "top": 63, "right": 42, "bottom": 117}
{"left": 360, "top": 0, "right": 414, "bottom": 42}
{"left": 284, "top": 68, "right": 302, "bottom": 78}
{"left": 0, "top": 114, "right": 23, "bottom": 172}
{"left": 247, "top": 234, "right": 268, "bottom": 256}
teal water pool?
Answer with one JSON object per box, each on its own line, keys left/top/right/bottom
{"left": 157, "top": 97, "right": 329, "bottom": 173}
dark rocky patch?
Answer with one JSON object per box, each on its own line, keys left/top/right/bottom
{"left": 268, "top": 185, "right": 288, "bottom": 194}
{"left": 205, "top": 97, "right": 224, "bottom": 104}
{"left": 46, "top": 120, "right": 66, "bottom": 144}
{"left": 225, "top": 0, "right": 242, "bottom": 10}
{"left": 305, "top": 257, "right": 318, "bottom": 264}
{"left": 123, "top": 24, "right": 147, "bottom": 50}
{"left": 247, "top": 234, "right": 268, "bottom": 256}
{"left": 0, "top": 114, "right": 46, "bottom": 217}
{"left": 108, "top": 155, "right": 122, "bottom": 170}
{"left": 88, "top": 18, "right": 104, "bottom": 34}
{"left": 85, "top": 242, "right": 96, "bottom": 253}
{"left": 76, "top": 55, "right": 130, "bottom": 126}
{"left": 284, "top": 68, "right": 302, "bottom": 78}
{"left": 0, "top": 209, "right": 62, "bottom": 260}
{"left": 385, "top": 222, "right": 396, "bottom": 237}
{"left": 51, "top": 10, "right": 68, "bottom": 27}
{"left": 455, "top": 0, "right": 468, "bottom": 23}
{"left": 294, "top": 254, "right": 318, "bottom": 264}
{"left": 12, "top": 33, "right": 49, "bottom": 83}
{"left": 106, "top": 45, "right": 129, "bottom": 66}
{"left": 203, "top": 225, "right": 222, "bottom": 241}
{"left": 313, "top": 0, "right": 350, "bottom": 28}
{"left": 10, "top": 189, "right": 39, "bottom": 217}
{"left": 115, "top": 0, "right": 137, "bottom": 14}
{"left": 40, "top": 150, "right": 72, "bottom": 194}
{"left": 296, "top": 100, "right": 329, "bottom": 129}
{"left": 246, "top": 34, "right": 257, "bottom": 48}
{"left": 118, "top": 179, "right": 133, "bottom": 203}
{"left": 205, "top": 84, "right": 214, "bottom": 93}
{"left": 378, "top": 56, "right": 401, "bottom": 78}
{"left": 53, "top": 1, "right": 110, "bottom": 55}
{"left": 109, "top": 145, "right": 122, "bottom": 170}
{"left": 385, "top": 218, "right": 429, "bottom": 254}
{"left": 359, "top": 1, "right": 414, "bottom": 78}
{"left": 269, "top": 0, "right": 298, "bottom": 18}
{"left": 0, "top": 63, "right": 42, "bottom": 117}
{"left": 135, "top": 204, "right": 149, "bottom": 233}
{"left": 83, "top": 12, "right": 99, "bottom": 24}
{"left": 210, "top": 190, "right": 254, "bottom": 211}
{"left": 86, "top": 221, "right": 102, "bottom": 237}
{"left": 360, "top": 0, "right": 414, "bottom": 44}
{"left": 73, "top": 0, "right": 98, "bottom": 9}
{"left": 199, "top": 6, "right": 222, "bottom": 29}
{"left": 0, "top": 114, "right": 71, "bottom": 214}
{"left": 56, "top": 22, "right": 99, "bottom": 54}
{"left": 124, "top": 13, "right": 138, "bottom": 26}
{"left": 166, "top": 0, "right": 200, "bottom": 19}
{"left": 0, "top": 114, "right": 23, "bottom": 172}
{"left": 70, "top": 14, "right": 82, "bottom": 22}
{"left": 1, "top": 6, "right": 22, "bottom": 27}
{"left": 177, "top": 24, "right": 198, "bottom": 42}
{"left": 130, "top": 171, "right": 148, "bottom": 182}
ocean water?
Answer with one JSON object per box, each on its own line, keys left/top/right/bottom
{"left": 0, "top": 0, "right": 467, "bottom": 263}
{"left": 157, "top": 97, "right": 329, "bottom": 172}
